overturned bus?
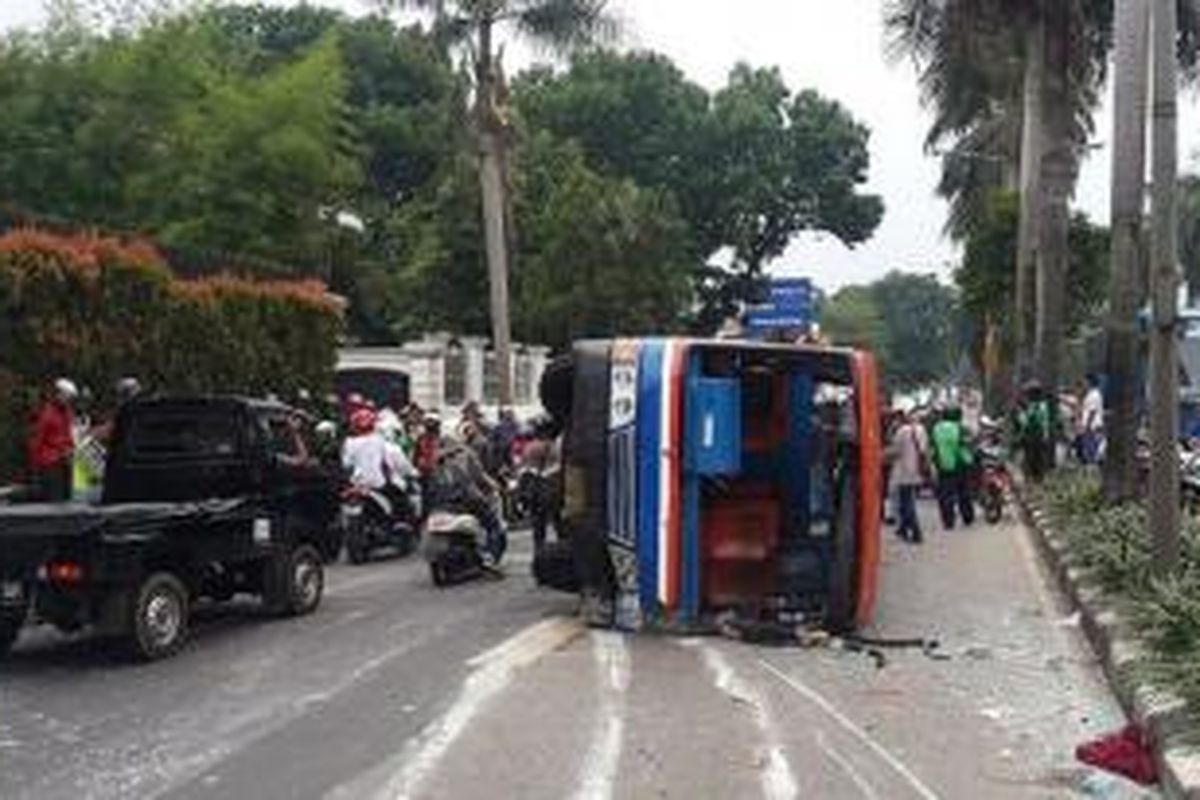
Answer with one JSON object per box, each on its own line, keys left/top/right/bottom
{"left": 537, "top": 337, "right": 882, "bottom": 634}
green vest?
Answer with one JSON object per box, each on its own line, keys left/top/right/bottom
{"left": 1019, "top": 400, "right": 1052, "bottom": 442}
{"left": 931, "top": 420, "right": 970, "bottom": 473}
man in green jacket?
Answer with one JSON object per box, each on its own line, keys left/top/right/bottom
{"left": 1014, "top": 381, "right": 1056, "bottom": 483}
{"left": 932, "top": 406, "right": 975, "bottom": 530}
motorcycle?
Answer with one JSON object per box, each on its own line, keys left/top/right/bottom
{"left": 974, "top": 422, "right": 1011, "bottom": 525}
{"left": 341, "top": 482, "right": 420, "bottom": 565}
{"left": 421, "top": 510, "right": 496, "bottom": 586}
{"left": 499, "top": 464, "right": 541, "bottom": 527}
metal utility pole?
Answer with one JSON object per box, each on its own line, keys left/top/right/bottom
{"left": 1148, "top": 0, "right": 1181, "bottom": 576}
{"left": 1103, "top": 0, "right": 1150, "bottom": 503}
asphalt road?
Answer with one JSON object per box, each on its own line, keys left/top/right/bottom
{"left": 0, "top": 500, "right": 1154, "bottom": 800}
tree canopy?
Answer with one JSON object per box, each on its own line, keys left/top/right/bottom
{"left": 820, "top": 271, "right": 958, "bottom": 391}
{"left": 955, "top": 190, "right": 1109, "bottom": 376}
{"left": 0, "top": 4, "right": 889, "bottom": 349}
{"left": 515, "top": 51, "right": 884, "bottom": 325}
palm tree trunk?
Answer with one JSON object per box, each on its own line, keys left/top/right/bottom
{"left": 1015, "top": 19, "right": 1045, "bottom": 385}
{"left": 1104, "top": 0, "right": 1150, "bottom": 503}
{"left": 474, "top": 16, "right": 514, "bottom": 406}
{"left": 1034, "top": 1, "right": 1077, "bottom": 394}
{"left": 1149, "top": 0, "right": 1181, "bottom": 575}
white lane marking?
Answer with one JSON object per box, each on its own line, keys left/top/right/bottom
{"left": 759, "top": 659, "right": 941, "bottom": 800}
{"left": 571, "top": 632, "right": 631, "bottom": 800}
{"left": 814, "top": 730, "right": 881, "bottom": 800}
{"left": 379, "top": 617, "right": 583, "bottom": 800}
{"left": 697, "top": 644, "right": 798, "bottom": 800}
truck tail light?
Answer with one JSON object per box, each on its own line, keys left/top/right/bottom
{"left": 40, "top": 561, "right": 86, "bottom": 585}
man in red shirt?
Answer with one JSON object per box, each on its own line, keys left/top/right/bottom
{"left": 28, "top": 378, "right": 77, "bottom": 501}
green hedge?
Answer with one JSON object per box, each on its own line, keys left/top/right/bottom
{"left": 0, "top": 229, "right": 342, "bottom": 481}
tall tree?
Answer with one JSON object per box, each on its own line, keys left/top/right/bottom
{"left": 512, "top": 132, "right": 693, "bottom": 348}
{"left": 710, "top": 66, "right": 884, "bottom": 276}
{"left": 1104, "top": 0, "right": 1150, "bottom": 503}
{"left": 379, "top": 0, "right": 616, "bottom": 405}
{"left": 867, "top": 272, "right": 958, "bottom": 390}
{"left": 515, "top": 54, "right": 884, "bottom": 328}
{"left": 957, "top": 190, "right": 1110, "bottom": 401}
{"left": 514, "top": 51, "right": 711, "bottom": 252}
{"left": 821, "top": 285, "right": 891, "bottom": 365}
{"left": 0, "top": 13, "right": 363, "bottom": 270}
{"left": 1149, "top": 0, "right": 1181, "bottom": 575}
{"left": 886, "top": 0, "right": 1109, "bottom": 394}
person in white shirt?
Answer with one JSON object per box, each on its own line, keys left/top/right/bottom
{"left": 341, "top": 409, "right": 418, "bottom": 495}
{"left": 888, "top": 409, "right": 931, "bottom": 544}
{"left": 1078, "top": 374, "right": 1104, "bottom": 465}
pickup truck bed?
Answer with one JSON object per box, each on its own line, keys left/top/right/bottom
{"left": 0, "top": 499, "right": 245, "bottom": 537}
{"left": 0, "top": 500, "right": 250, "bottom": 573}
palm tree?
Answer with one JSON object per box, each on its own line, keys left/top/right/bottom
{"left": 887, "top": 0, "right": 1106, "bottom": 394}
{"left": 380, "top": 0, "right": 615, "bottom": 405}
{"left": 1148, "top": 0, "right": 1182, "bottom": 575}
{"left": 1103, "top": 0, "right": 1149, "bottom": 503}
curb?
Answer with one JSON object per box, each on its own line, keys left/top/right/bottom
{"left": 1013, "top": 477, "right": 1200, "bottom": 799}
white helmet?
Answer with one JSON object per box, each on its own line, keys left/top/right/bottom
{"left": 54, "top": 378, "right": 79, "bottom": 400}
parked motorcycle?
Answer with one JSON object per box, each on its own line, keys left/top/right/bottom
{"left": 421, "top": 510, "right": 493, "bottom": 586}
{"left": 974, "top": 418, "right": 1010, "bottom": 525}
{"left": 341, "top": 483, "right": 420, "bottom": 565}
{"left": 979, "top": 444, "right": 1011, "bottom": 524}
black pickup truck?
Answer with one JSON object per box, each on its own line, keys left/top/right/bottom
{"left": 0, "top": 396, "right": 342, "bottom": 660}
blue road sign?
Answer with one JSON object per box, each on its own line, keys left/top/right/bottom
{"left": 744, "top": 277, "right": 816, "bottom": 334}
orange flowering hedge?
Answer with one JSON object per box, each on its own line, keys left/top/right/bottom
{"left": 0, "top": 229, "right": 343, "bottom": 480}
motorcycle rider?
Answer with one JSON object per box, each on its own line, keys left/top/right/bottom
{"left": 341, "top": 408, "right": 419, "bottom": 517}
{"left": 520, "top": 416, "right": 562, "bottom": 554}
{"left": 427, "top": 438, "right": 507, "bottom": 565}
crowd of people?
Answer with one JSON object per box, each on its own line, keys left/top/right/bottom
{"left": 330, "top": 394, "right": 562, "bottom": 563}
{"left": 22, "top": 376, "right": 143, "bottom": 502}
{"left": 882, "top": 377, "right": 1097, "bottom": 543}
{"left": 16, "top": 377, "right": 563, "bottom": 565}
{"left": 19, "top": 364, "right": 1110, "bottom": 565}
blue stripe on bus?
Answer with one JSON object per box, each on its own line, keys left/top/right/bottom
{"left": 636, "top": 340, "right": 664, "bottom": 614}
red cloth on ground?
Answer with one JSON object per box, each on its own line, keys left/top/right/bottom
{"left": 1076, "top": 723, "right": 1159, "bottom": 786}
{"left": 27, "top": 400, "right": 73, "bottom": 470}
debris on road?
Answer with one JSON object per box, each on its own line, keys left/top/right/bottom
{"left": 1076, "top": 724, "right": 1159, "bottom": 787}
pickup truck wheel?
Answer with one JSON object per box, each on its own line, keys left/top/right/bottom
{"left": 264, "top": 545, "right": 324, "bottom": 617}
{"left": 128, "top": 572, "right": 189, "bottom": 661}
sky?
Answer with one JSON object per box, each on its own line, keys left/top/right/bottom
{"left": 2, "top": 0, "right": 1199, "bottom": 292}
